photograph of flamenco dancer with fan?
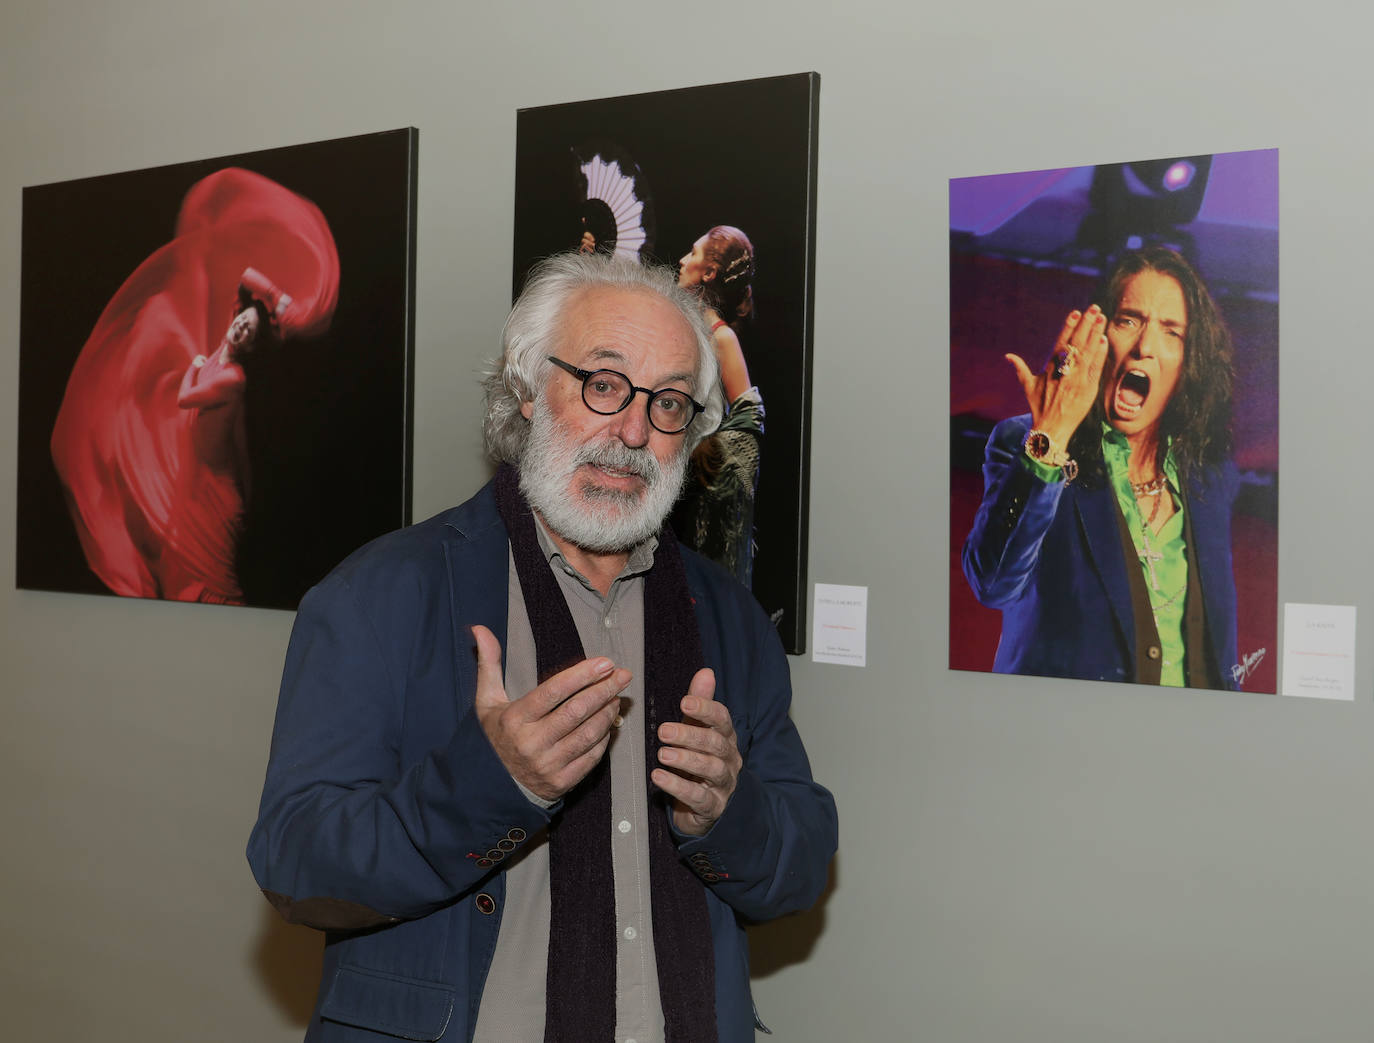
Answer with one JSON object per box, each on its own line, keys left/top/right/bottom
{"left": 949, "top": 148, "right": 1279, "bottom": 693}
{"left": 513, "top": 73, "right": 819, "bottom": 653}
{"left": 17, "top": 129, "right": 418, "bottom": 610}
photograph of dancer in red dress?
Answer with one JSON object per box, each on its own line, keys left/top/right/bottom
{"left": 18, "top": 130, "right": 418, "bottom": 609}
{"left": 49, "top": 170, "right": 340, "bottom": 604}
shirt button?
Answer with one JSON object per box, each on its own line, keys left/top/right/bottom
{"left": 613, "top": 715, "right": 624, "bottom": 729}
{"left": 623, "top": 926, "right": 637, "bottom": 940}
{"left": 618, "top": 820, "right": 631, "bottom": 834}
{"left": 1147, "top": 645, "right": 1162, "bottom": 660}
{"left": 603, "top": 616, "right": 614, "bottom": 628}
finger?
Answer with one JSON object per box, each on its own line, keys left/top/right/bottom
{"left": 651, "top": 768, "right": 723, "bottom": 828}
{"left": 658, "top": 744, "right": 734, "bottom": 788}
{"left": 1055, "top": 309, "right": 1085, "bottom": 352}
{"left": 1067, "top": 305, "right": 1105, "bottom": 351}
{"left": 561, "top": 733, "right": 615, "bottom": 788}
{"left": 556, "top": 691, "right": 623, "bottom": 758}
{"left": 471, "top": 626, "right": 509, "bottom": 713}
{"left": 540, "top": 668, "right": 631, "bottom": 741}
{"left": 1083, "top": 314, "right": 1110, "bottom": 362}
{"left": 1005, "top": 354, "right": 1037, "bottom": 398}
{"left": 680, "top": 696, "right": 734, "bottom": 741}
{"left": 652, "top": 766, "right": 712, "bottom": 807}
{"left": 545, "top": 699, "right": 622, "bottom": 792}
{"left": 660, "top": 716, "right": 730, "bottom": 756}
{"left": 514, "top": 657, "right": 620, "bottom": 722}
{"left": 681, "top": 669, "right": 717, "bottom": 714}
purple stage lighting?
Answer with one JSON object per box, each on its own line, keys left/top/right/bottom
{"left": 1163, "top": 161, "right": 1196, "bottom": 191}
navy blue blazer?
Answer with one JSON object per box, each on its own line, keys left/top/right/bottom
{"left": 247, "top": 479, "right": 837, "bottom": 1042}
{"left": 962, "top": 415, "right": 1239, "bottom": 689}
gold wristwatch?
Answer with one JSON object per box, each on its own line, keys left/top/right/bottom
{"left": 1023, "top": 429, "right": 1078, "bottom": 483}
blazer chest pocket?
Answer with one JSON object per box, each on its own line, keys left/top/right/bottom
{"left": 320, "top": 964, "right": 459, "bottom": 1041}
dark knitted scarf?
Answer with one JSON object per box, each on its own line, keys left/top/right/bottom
{"left": 493, "top": 465, "right": 717, "bottom": 1043}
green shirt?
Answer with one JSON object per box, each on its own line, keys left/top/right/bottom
{"left": 1102, "top": 426, "right": 1187, "bottom": 686}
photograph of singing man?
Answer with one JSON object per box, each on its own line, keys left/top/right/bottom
{"left": 950, "top": 150, "right": 1278, "bottom": 693}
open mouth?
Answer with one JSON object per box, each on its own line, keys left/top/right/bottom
{"left": 1112, "top": 369, "right": 1151, "bottom": 420}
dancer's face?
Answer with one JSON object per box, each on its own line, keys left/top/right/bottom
{"left": 677, "top": 235, "right": 715, "bottom": 289}
{"left": 227, "top": 308, "right": 259, "bottom": 348}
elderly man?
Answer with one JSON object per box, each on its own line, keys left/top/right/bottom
{"left": 962, "top": 246, "right": 1239, "bottom": 689}
{"left": 247, "top": 252, "right": 837, "bottom": 1043}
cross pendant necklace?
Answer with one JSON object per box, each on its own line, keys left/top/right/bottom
{"left": 1139, "top": 525, "right": 1164, "bottom": 591}
{"left": 1136, "top": 478, "right": 1166, "bottom": 592}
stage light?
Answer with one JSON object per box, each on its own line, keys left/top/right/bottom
{"left": 1163, "top": 161, "right": 1196, "bottom": 192}
{"left": 1082, "top": 155, "right": 1213, "bottom": 260}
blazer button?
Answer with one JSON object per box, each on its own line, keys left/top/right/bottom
{"left": 507, "top": 828, "right": 527, "bottom": 843}
{"left": 1147, "top": 645, "right": 1162, "bottom": 660}
{"left": 476, "top": 858, "right": 493, "bottom": 869}
{"left": 485, "top": 849, "right": 505, "bottom": 862}
{"left": 475, "top": 893, "right": 496, "bottom": 915}
{"left": 497, "top": 839, "right": 516, "bottom": 852}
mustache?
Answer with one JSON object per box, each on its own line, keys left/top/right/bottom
{"left": 572, "top": 438, "right": 662, "bottom": 483}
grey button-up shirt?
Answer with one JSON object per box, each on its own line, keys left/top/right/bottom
{"left": 473, "top": 525, "right": 664, "bottom": 1043}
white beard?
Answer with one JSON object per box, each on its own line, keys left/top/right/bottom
{"left": 519, "top": 399, "right": 688, "bottom": 553}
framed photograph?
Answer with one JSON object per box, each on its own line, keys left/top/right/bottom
{"left": 16, "top": 128, "right": 418, "bottom": 609}
{"left": 513, "top": 72, "right": 820, "bottom": 654}
{"left": 950, "top": 149, "right": 1279, "bottom": 693}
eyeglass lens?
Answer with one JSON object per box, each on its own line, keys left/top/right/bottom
{"left": 581, "top": 370, "right": 695, "bottom": 433}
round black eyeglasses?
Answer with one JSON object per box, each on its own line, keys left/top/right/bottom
{"left": 547, "top": 356, "right": 705, "bottom": 435}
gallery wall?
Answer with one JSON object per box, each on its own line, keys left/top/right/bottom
{"left": 3, "top": 2, "right": 1373, "bottom": 1040}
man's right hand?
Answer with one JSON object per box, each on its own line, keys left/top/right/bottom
{"left": 1005, "top": 304, "right": 1109, "bottom": 447}
{"left": 471, "top": 625, "right": 629, "bottom": 802}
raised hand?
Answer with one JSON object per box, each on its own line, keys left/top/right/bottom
{"left": 1004, "top": 305, "right": 1110, "bottom": 446}
{"left": 652, "top": 669, "right": 743, "bottom": 837}
{"left": 471, "top": 625, "right": 630, "bottom": 802}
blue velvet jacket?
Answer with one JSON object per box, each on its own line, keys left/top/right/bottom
{"left": 247, "top": 480, "right": 837, "bottom": 1042}
{"left": 961, "top": 415, "right": 1239, "bottom": 689}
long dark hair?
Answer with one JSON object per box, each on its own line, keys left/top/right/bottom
{"left": 1067, "top": 247, "right": 1233, "bottom": 487}
{"left": 229, "top": 285, "right": 281, "bottom": 358}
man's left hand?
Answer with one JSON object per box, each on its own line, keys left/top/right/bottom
{"left": 652, "top": 669, "right": 743, "bottom": 836}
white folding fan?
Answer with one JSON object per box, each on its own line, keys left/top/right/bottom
{"left": 579, "top": 154, "right": 649, "bottom": 260}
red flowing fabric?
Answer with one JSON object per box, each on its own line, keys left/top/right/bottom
{"left": 50, "top": 168, "right": 340, "bottom": 603}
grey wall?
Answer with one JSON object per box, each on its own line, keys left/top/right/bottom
{"left": 4, "top": 2, "right": 1373, "bottom": 1040}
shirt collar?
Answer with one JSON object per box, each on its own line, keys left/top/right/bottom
{"left": 1101, "top": 423, "right": 1179, "bottom": 485}
{"left": 531, "top": 513, "right": 658, "bottom": 595}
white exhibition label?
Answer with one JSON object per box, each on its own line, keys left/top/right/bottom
{"left": 1281, "top": 603, "right": 1356, "bottom": 701}
{"left": 811, "top": 583, "right": 867, "bottom": 667}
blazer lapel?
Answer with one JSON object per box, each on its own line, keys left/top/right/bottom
{"left": 440, "top": 480, "right": 511, "bottom": 715}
